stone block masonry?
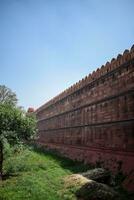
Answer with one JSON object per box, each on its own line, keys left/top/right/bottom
{"left": 36, "top": 45, "right": 134, "bottom": 191}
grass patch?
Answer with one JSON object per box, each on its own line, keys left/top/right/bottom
{"left": 0, "top": 145, "right": 91, "bottom": 200}
{"left": 0, "top": 145, "right": 133, "bottom": 200}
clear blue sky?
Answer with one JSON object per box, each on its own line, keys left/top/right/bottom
{"left": 0, "top": 0, "right": 134, "bottom": 110}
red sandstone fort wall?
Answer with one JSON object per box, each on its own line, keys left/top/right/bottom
{"left": 36, "top": 45, "right": 134, "bottom": 191}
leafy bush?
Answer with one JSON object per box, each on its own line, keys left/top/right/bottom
{"left": 0, "top": 103, "right": 37, "bottom": 179}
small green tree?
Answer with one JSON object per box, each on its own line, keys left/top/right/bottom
{"left": 0, "top": 104, "right": 37, "bottom": 179}
{"left": 0, "top": 85, "right": 17, "bottom": 106}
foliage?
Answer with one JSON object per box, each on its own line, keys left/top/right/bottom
{"left": 0, "top": 85, "right": 17, "bottom": 106}
{"left": 0, "top": 104, "right": 37, "bottom": 144}
{"left": 0, "top": 103, "right": 37, "bottom": 179}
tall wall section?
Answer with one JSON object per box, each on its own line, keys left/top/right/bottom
{"left": 36, "top": 45, "right": 134, "bottom": 190}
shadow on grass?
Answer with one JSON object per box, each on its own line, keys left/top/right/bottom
{"left": 2, "top": 173, "right": 18, "bottom": 180}
{"left": 30, "top": 144, "right": 93, "bottom": 174}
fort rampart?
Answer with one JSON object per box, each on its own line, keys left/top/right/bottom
{"left": 36, "top": 45, "right": 134, "bottom": 191}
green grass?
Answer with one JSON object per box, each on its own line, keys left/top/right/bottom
{"left": 0, "top": 145, "right": 133, "bottom": 200}
{"left": 0, "top": 145, "right": 91, "bottom": 200}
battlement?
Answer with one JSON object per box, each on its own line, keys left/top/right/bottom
{"left": 36, "top": 45, "right": 134, "bottom": 114}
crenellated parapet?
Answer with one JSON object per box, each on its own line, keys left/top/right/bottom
{"left": 36, "top": 45, "right": 134, "bottom": 119}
